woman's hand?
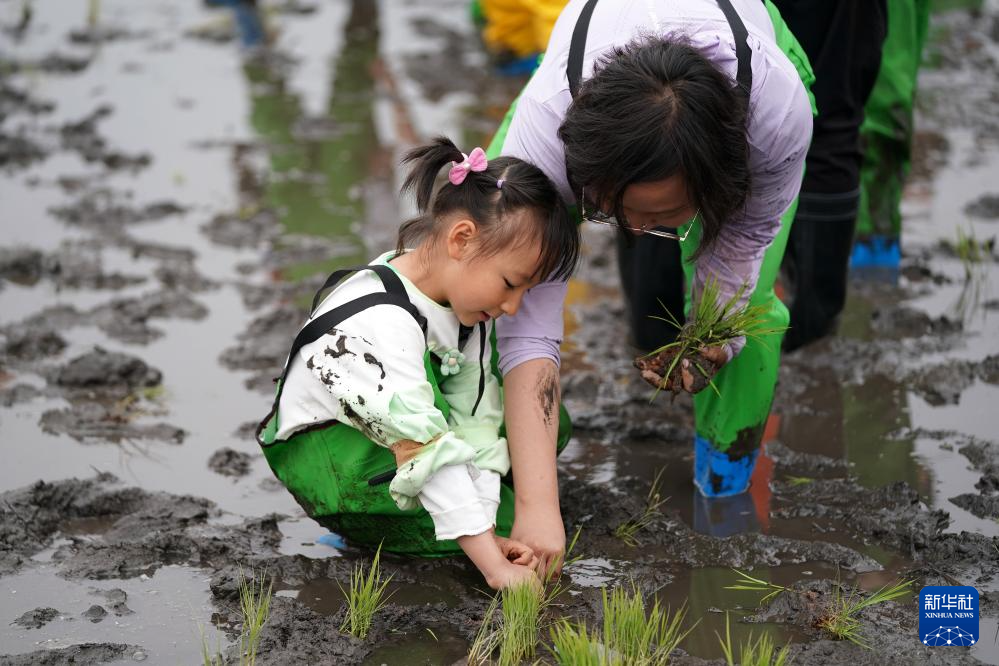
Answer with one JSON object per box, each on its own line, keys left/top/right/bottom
{"left": 679, "top": 345, "right": 729, "bottom": 393}
{"left": 510, "top": 505, "right": 566, "bottom": 581}
{"left": 495, "top": 535, "right": 539, "bottom": 569}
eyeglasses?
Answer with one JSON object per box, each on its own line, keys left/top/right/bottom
{"left": 580, "top": 187, "right": 697, "bottom": 241}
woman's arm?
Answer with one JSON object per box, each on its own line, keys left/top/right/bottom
{"left": 495, "top": 279, "right": 571, "bottom": 576}
{"left": 503, "top": 358, "right": 565, "bottom": 577}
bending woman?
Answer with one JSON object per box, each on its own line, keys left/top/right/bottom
{"left": 490, "top": 0, "right": 814, "bottom": 572}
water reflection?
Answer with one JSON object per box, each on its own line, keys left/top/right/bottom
{"left": 238, "top": 0, "right": 380, "bottom": 280}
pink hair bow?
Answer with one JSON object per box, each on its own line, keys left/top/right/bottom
{"left": 448, "top": 147, "right": 488, "bottom": 185}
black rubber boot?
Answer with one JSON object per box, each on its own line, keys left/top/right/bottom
{"left": 783, "top": 190, "right": 860, "bottom": 352}
{"left": 616, "top": 233, "right": 686, "bottom": 353}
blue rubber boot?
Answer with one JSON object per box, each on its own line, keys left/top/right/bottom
{"left": 495, "top": 53, "right": 542, "bottom": 77}
{"left": 693, "top": 435, "right": 760, "bottom": 498}
{"left": 850, "top": 235, "right": 900, "bottom": 269}
{"left": 316, "top": 532, "right": 347, "bottom": 550}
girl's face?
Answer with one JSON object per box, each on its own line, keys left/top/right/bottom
{"left": 444, "top": 219, "right": 544, "bottom": 327}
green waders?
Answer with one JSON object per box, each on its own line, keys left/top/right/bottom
{"left": 257, "top": 264, "right": 571, "bottom": 557}
{"left": 486, "top": 0, "right": 815, "bottom": 496}
{"left": 853, "top": 0, "right": 931, "bottom": 268}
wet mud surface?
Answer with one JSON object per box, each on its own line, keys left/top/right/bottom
{"left": 3, "top": 0, "right": 999, "bottom": 664}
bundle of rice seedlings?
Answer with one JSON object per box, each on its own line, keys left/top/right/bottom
{"left": 633, "top": 278, "right": 785, "bottom": 397}
{"left": 549, "top": 583, "right": 694, "bottom": 665}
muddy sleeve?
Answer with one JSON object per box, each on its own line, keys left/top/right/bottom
{"left": 439, "top": 322, "right": 510, "bottom": 477}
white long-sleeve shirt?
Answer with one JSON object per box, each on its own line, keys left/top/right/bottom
{"left": 276, "top": 252, "right": 509, "bottom": 540}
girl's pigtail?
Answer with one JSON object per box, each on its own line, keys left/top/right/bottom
{"left": 396, "top": 137, "right": 464, "bottom": 254}
{"left": 400, "top": 136, "right": 463, "bottom": 212}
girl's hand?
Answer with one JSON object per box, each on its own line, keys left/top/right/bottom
{"left": 495, "top": 535, "right": 539, "bottom": 569}
{"left": 679, "top": 345, "right": 728, "bottom": 393}
{"left": 485, "top": 562, "right": 542, "bottom": 592}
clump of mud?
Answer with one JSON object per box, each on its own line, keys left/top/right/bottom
{"left": 59, "top": 106, "right": 151, "bottom": 171}
{"left": 633, "top": 347, "right": 721, "bottom": 395}
{"left": 0, "top": 245, "right": 145, "bottom": 290}
{"left": 208, "top": 447, "right": 255, "bottom": 477}
{"left": 220, "top": 304, "right": 307, "bottom": 392}
{"left": 0, "top": 474, "right": 289, "bottom": 579}
{"left": 965, "top": 192, "right": 999, "bottom": 219}
{"left": 12, "top": 607, "right": 61, "bottom": 629}
{"left": 746, "top": 580, "right": 970, "bottom": 666}
{"left": 52, "top": 347, "right": 162, "bottom": 391}
{"left": 0, "top": 643, "right": 144, "bottom": 665}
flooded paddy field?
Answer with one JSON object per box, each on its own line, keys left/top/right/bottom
{"left": 1, "top": 0, "right": 999, "bottom": 663}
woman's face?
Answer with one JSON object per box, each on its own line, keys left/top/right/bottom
{"left": 618, "top": 175, "right": 697, "bottom": 234}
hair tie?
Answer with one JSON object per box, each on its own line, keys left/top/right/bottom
{"left": 496, "top": 179, "right": 505, "bottom": 189}
{"left": 448, "top": 147, "right": 488, "bottom": 185}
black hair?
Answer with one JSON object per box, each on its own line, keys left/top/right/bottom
{"left": 558, "top": 34, "right": 751, "bottom": 259}
{"left": 396, "top": 136, "right": 579, "bottom": 282}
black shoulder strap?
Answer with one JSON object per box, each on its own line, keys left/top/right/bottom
{"left": 567, "top": 0, "right": 600, "bottom": 99}
{"left": 311, "top": 263, "right": 410, "bottom": 314}
{"left": 260, "top": 264, "right": 428, "bottom": 445}
{"left": 715, "top": 0, "right": 753, "bottom": 97}
{"left": 566, "top": 0, "right": 753, "bottom": 101}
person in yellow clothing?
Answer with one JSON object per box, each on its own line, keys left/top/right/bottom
{"left": 477, "top": 0, "right": 563, "bottom": 58}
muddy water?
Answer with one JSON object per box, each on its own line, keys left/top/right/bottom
{"left": 2, "top": 0, "right": 999, "bottom": 664}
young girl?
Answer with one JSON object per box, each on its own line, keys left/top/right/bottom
{"left": 257, "top": 137, "right": 579, "bottom": 590}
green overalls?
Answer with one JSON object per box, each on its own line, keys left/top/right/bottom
{"left": 486, "top": 0, "right": 816, "bottom": 496}
{"left": 257, "top": 264, "right": 571, "bottom": 556}
{"left": 854, "top": 0, "right": 931, "bottom": 266}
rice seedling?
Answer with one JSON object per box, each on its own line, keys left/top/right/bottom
{"left": 549, "top": 619, "right": 607, "bottom": 664}
{"left": 498, "top": 582, "right": 543, "bottom": 665}
{"left": 199, "top": 624, "right": 225, "bottom": 666}
{"left": 466, "top": 583, "right": 543, "bottom": 666}
{"left": 716, "top": 612, "right": 790, "bottom": 666}
{"left": 548, "top": 583, "right": 694, "bottom": 665}
{"left": 467, "top": 594, "right": 502, "bottom": 666}
{"left": 237, "top": 568, "right": 273, "bottom": 665}
{"left": 198, "top": 568, "right": 273, "bottom": 666}
{"left": 953, "top": 225, "right": 994, "bottom": 278}
{"left": 725, "top": 569, "right": 789, "bottom": 605}
{"left": 784, "top": 476, "right": 814, "bottom": 487}
{"left": 87, "top": 0, "right": 100, "bottom": 27}
{"left": 338, "top": 543, "right": 393, "bottom": 639}
{"left": 601, "top": 583, "right": 693, "bottom": 664}
{"left": 614, "top": 468, "right": 669, "bottom": 547}
{"left": 468, "top": 528, "right": 585, "bottom": 665}
{"left": 816, "top": 579, "right": 913, "bottom": 648}
{"left": 634, "top": 278, "right": 786, "bottom": 399}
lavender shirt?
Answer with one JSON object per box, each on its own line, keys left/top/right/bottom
{"left": 496, "top": 0, "right": 812, "bottom": 374}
